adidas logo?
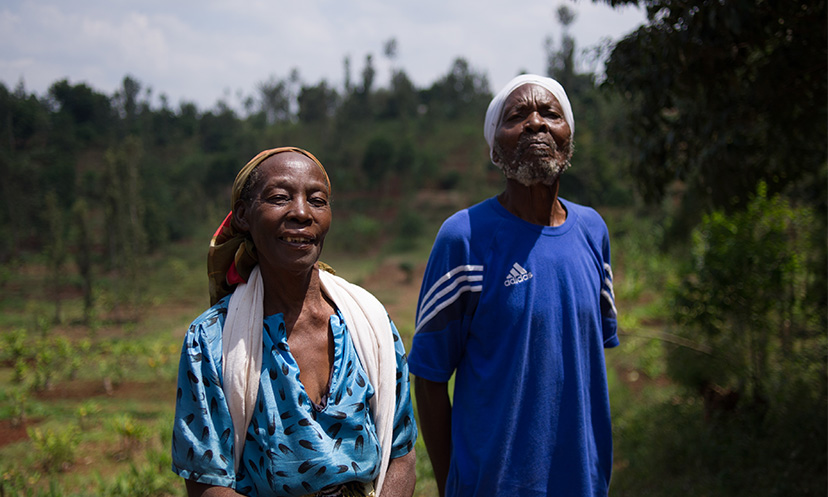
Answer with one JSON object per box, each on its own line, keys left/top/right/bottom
{"left": 504, "top": 262, "right": 533, "bottom": 286}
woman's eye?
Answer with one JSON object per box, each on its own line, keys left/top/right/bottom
{"left": 267, "top": 194, "right": 289, "bottom": 204}
{"left": 309, "top": 196, "right": 328, "bottom": 207}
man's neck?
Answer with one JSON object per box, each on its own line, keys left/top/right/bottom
{"left": 497, "top": 178, "right": 567, "bottom": 227}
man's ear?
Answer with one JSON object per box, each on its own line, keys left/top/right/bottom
{"left": 491, "top": 147, "right": 502, "bottom": 166}
{"left": 233, "top": 200, "right": 250, "bottom": 232}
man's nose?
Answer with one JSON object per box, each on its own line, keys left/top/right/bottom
{"left": 525, "top": 111, "right": 547, "bottom": 131}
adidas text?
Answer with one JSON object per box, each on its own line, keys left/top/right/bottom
{"left": 504, "top": 263, "right": 533, "bottom": 286}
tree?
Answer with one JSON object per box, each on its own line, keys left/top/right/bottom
{"left": 72, "top": 198, "right": 95, "bottom": 325}
{"left": 383, "top": 38, "right": 398, "bottom": 62}
{"left": 599, "top": 0, "right": 827, "bottom": 214}
{"left": 545, "top": 5, "right": 583, "bottom": 93}
{"left": 257, "top": 76, "right": 291, "bottom": 125}
{"left": 48, "top": 79, "right": 113, "bottom": 146}
{"left": 44, "top": 190, "right": 67, "bottom": 324}
{"left": 423, "top": 58, "right": 491, "bottom": 119}
{"left": 539, "top": 6, "right": 634, "bottom": 207}
{"left": 360, "top": 54, "right": 376, "bottom": 97}
{"left": 297, "top": 81, "right": 339, "bottom": 124}
{"left": 668, "top": 182, "right": 823, "bottom": 410}
{"left": 381, "top": 69, "right": 419, "bottom": 120}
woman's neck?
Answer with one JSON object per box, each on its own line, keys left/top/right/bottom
{"left": 260, "top": 265, "right": 322, "bottom": 320}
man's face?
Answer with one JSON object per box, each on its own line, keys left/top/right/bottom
{"left": 492, "top": 84, "right": 573, "bottom": 186}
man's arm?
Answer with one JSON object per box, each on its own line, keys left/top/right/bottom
{"left": 414, "top": 377, "right": 452, "bottom": 497}
{"left": 380, "top": 449, "right": 417, "bottom": 497}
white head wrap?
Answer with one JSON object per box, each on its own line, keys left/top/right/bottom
{"left": 483, "top": 74, "right": 574, "bottom": 162}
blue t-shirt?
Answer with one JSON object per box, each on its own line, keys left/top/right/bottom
{"left": 408, "top": 197, "right": 618, "bottom": 497}
{"left": 172, "top": 297, "right": 417, "bottom": 496}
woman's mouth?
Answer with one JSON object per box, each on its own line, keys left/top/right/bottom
{"left": 281, "top": 236, "right": 315, "bottom": 245}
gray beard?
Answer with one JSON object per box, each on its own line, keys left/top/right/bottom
{"left": 493, "top": 139, "right": 573, "bottom": 187}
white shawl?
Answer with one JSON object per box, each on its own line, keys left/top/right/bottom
{"left": 222, "top": 266, "right": 396, "bottom": 495}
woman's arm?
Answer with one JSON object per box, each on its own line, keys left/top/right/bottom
{"left": 414, "top": 377, "right": 452, "bottom": 497}
{"left": 380, "top": 449, "right": 417, "bottom": 497}
{"left": 185, "top": 480, "right": 244, "bottom": 497}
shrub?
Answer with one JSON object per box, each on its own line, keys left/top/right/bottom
{"left": 27, "top": 426, "right": 80, "bottom": 472}
{"left": 109, "top": 413, "right": 149, "bottom": 455}
{"left": 669, "top": 182, "right": 824, "bottom": 408}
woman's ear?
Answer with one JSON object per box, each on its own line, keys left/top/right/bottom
{"left": 233, "top": 200, "right": 250, "bottom": 232}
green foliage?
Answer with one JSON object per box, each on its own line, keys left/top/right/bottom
{"left": 74, "top": 400, "right": 101, "bottom": 431}
{"left": 27, "top": 426, "right": 80, "bottom": 472}
{"left": 108, "top": 413, "right": 150, "bottom": 455}
{"left": 327, "top": 214, "right": 382, "bottom": 254}
{"left": 602, "top": 0, "right": 827, "bottom": 219}
{"left": 611, "top": 390, "right": 826, "bottom": 496}
{"left": 103, "top": 459, "right": 180, "bottom": 497}
{"left": 668, "top": 183, "right": 824, "bottom": 404}
{"left": 2, "top": 328, "right": 77, "bottom": 392}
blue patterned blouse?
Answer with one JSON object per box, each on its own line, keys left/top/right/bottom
{"left": 172, "top": 296, "right": 417, "bottom": 496}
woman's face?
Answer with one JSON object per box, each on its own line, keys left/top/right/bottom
{"left": 235, "top": 152, "right": 331, "bottom": 274}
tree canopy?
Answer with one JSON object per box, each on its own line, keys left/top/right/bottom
{"left": 600, "top": 0, "right": 827, "bottom": 214}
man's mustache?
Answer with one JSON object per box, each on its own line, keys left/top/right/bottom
{"left": 517, "top": 134, "right": 557, "bottom": 155}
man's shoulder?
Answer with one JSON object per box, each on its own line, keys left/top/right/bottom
{"left": 438, "top": 197, "right": 501, "bottom": 238}
{"left": 561, "top": 198, "right": 608, "bottom": 231}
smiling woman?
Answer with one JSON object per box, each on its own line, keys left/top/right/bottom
{"left": 171, "top": 147, "right": 417, "bottom": 497}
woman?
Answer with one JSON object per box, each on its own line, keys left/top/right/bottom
{"left": 172, "top": 147, "right": 417, "bottom": 497}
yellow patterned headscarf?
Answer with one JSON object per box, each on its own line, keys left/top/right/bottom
{"left": 207, "top": 147, "right": 330, "bottom": 305}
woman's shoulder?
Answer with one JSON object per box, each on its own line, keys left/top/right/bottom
{"left": 319, "top": 270, "right": 386, "bottom": 313}
{"left": 188, "top": 296, "right": 231, "bottom": 337}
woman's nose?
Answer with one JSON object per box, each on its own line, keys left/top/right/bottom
{"left": 288, "top": 198, "right": 311, "bottom": 222}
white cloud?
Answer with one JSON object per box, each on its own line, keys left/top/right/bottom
{"left": 0, "top": 0, "right": 645, "bottom": 109}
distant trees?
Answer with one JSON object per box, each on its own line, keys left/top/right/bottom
{"left": 298, "top": 81, "right": 339, "bottom": 123}
{"left": 0, "top": 50, "right": 506, "bottom": 315}
{"left": 421, "top": 58, "right": 490, "bottom": 119}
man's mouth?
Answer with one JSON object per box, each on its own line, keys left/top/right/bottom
{"left": 522, "top": 138, "right": 555, "bottom": 152}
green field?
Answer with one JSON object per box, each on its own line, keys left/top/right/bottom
{"left": 1, "top": 210, "right": 825, "bottom": 496}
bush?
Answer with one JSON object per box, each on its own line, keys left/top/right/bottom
{"left": 669, "top": 183, "right": 823, "bottom": 403}
{"left": 27, "top": 426, "right": 80, "bottom": 472}
{"left": 108, "top": 414, "right": 149, "bottom": 455}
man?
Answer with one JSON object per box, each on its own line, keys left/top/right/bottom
{"left": 408, "top": 74, "right": 619, "bottom": 497}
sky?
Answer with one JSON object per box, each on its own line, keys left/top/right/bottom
{"left": 0, "top": 0, "right": 646, "bottom": 111}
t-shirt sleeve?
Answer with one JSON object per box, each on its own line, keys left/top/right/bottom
{"left": 408, "top": 216, "right": 482, "bottom": 382}
{"left": 599, "top": 224, "right": 619, "bottom": 348}
{"left": 388, "top": 319, "right": 418, "bottom": 459}
{"left": 171, "top": 313, "right": 237, "bottom": 487}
